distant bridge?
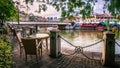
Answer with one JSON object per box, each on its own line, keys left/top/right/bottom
{"left": 8, "top": 22, "right": 70, "bottom": 29}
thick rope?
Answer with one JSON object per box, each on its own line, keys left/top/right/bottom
{"left": 59, "top": 35, "right": 82, "bottom": 48}
{"left": 115, "top": 41, "right": 120, "bottom": 47}
{"left": 59, "top": 35, "right": 102, "bottom": 61}
{"left": 59, "top": 35, "right": 103, "bottom": 48}
{"left": 82, "top": 39, "right": 103, "bottom": 48}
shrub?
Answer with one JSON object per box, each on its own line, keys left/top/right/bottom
{"left": 0, "top": 35, "right": 13, "bottom": 68}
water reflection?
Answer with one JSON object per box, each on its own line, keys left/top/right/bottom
{"left": 60, "top": 30, "right": 120, "bottom": 54}
{"left": 61, "top": 30, "right": 102, "bottom": 42}
{"left": 61, "top": 30, "right": 103, "bottom": 53}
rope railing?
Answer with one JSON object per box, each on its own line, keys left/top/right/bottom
{"left": 82, "top": 39, "right": 103, "bottom": 48}
{"left": 59, "top": 35, "right": 103, "bottom": 48}
{"left": 59, "top": 35, "right": 103, "bottom": 61}
{"left": 115, "top": 41, "right": 120, "bottom": 47}
{"left": 59, "top": 35, "right": 82, "bottom": 48}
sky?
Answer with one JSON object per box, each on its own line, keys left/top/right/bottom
{"left": 93, "top": 0, "right": 107, "bottom": 14}
{"left": 16, "top": 0, "right": 106, "bottom": 18}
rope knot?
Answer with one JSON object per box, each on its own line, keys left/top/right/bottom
{"left": 75, "top": 46, "right": 83, "bottom": 54}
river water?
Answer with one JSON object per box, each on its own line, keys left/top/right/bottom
{"left": 60, "top": 30, "right": 120, "bottom": 54}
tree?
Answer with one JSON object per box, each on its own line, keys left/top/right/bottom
{"left": 104, "top": 0, "right": 120, "bottom": 15}
{"left": 51, "top": 0, "right": 120, "bottom": 20}
{"left": 0, "top": 0, "right": 17, "bottom": 27}
{"left": 25, "top": 0, "right": 48, "bottom": 13}
{"left": 103, "top": 0, "right": 120, "bottom": 20}
{"left": 19, "top": 0, "right": 120, "bottom": 20}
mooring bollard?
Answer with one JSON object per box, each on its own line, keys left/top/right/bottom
{"left": 50, "top": 30, "right": 61, "bottom": 58}
{"left": 102, "top": 31, "right": 115, "bottom": 66}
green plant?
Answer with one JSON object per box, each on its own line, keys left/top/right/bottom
{"left": 0, "top": 35, "right": 13, "bottom": 68}
{"left": 104, "top": 20, "right": 110, "bottom": 31}
{"left": 2, "top": 25, "right": 8, "bottom": 34}
{"left": 103, "top": 20, "right": 120, "bottom": 39}
{"left": 112, "top": 28, "right": 120, "bottom": 39}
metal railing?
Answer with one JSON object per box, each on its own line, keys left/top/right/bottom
{"left": 59, "top": 35, "right": 103, "bottom": 61}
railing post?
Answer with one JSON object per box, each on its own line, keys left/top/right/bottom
{"left": 35, "top": 25, "right": 38, "bottom": 33}
{"left": 50, "top": 30, "right": 61, "bottom": 58}
{"left": 102, "top": 31, "right": 115, "bottom": 66}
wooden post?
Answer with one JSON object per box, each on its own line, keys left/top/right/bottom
{"left": 102, "top": 31, "right": 115, "bottom": 66}
{"left": 50, "top": 30, "right": 61, "bottom": 58}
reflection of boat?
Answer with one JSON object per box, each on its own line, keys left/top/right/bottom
{"left": 80, "top": 23, "right": 97, "bottom": 30}
{"left": 97, "top": 32, "right": 103, "bottom": 39}
{"left": 97, "top": 21, "right": 106, "bottom": 31}
{"left": 112, "top": 26, "right": 118, "bottom": 30}
{"left": 97, "top": 26, "right": 105, "bottom": 31}
{"left": 80, "top": 31, "right": 99, "bottom": 35}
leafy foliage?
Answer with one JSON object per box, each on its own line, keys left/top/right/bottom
{"left": 0, "top": 0, "right": 17, "bottom": 21}
{"left": 0, "top": 1, "right": 15, "bottom": 67}
{"left": 25, "top": 0, "right": 48, "bottom": 13}
{"left": 0, "top": 35, "right": 13, "bottom": 68}
{"left": 51, "top": 0, "right": 97, "bottom": 20}
{"left": 51, "top": 0, "right": 120, "bottom": 20}
{"left": 103, "top": 0, "right": 120, "bottom": 16}
{"left": 18, "top": 0, "right": 120, "bottom": 20}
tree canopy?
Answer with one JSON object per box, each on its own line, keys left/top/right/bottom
{"left": 0, "top": 0, "right": 17, "bottom": 22}
{"left": 52, "top": 0, "right": 120, "bottom": 20}
{"left": 103, "top": 0, "right": 120, "bottom": 16}
{"left": 0, "top": 0, "right": 119, "bottom": 21}
{"left": 23, "top": 0, "right": 120, "bottom": 20}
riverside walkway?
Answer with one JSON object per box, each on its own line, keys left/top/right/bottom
{"left": 11, "top": 36, "right": 120, "bottom": 68}
{"left": 6, "top": 23, "right": 120, "bottom": 68}
{"left": 7, "top": 24, "right": 120, "bottom": 68}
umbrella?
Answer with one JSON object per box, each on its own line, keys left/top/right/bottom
{"left": 113, "top": 22, "right": 119, "bottom": 26}
{"left": 74, "top": 23, "right": 79, "bottom": 27}
{"left": 98, "top": 21, "right": 106, "bottom": 26}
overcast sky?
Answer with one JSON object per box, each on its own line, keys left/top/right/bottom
{"left": 93, "top": 0, "right": 106, "bottom": 14}
{"left": 17, "top": 0, "right": 106, "bottom": 18}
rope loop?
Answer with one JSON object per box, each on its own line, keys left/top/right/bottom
{"left": 75, "top": 46, "right": 83, "bottom": 54}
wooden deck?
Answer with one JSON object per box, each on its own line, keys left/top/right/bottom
{"left": 11, "top": 36, "right": 120, "bottom": 68}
